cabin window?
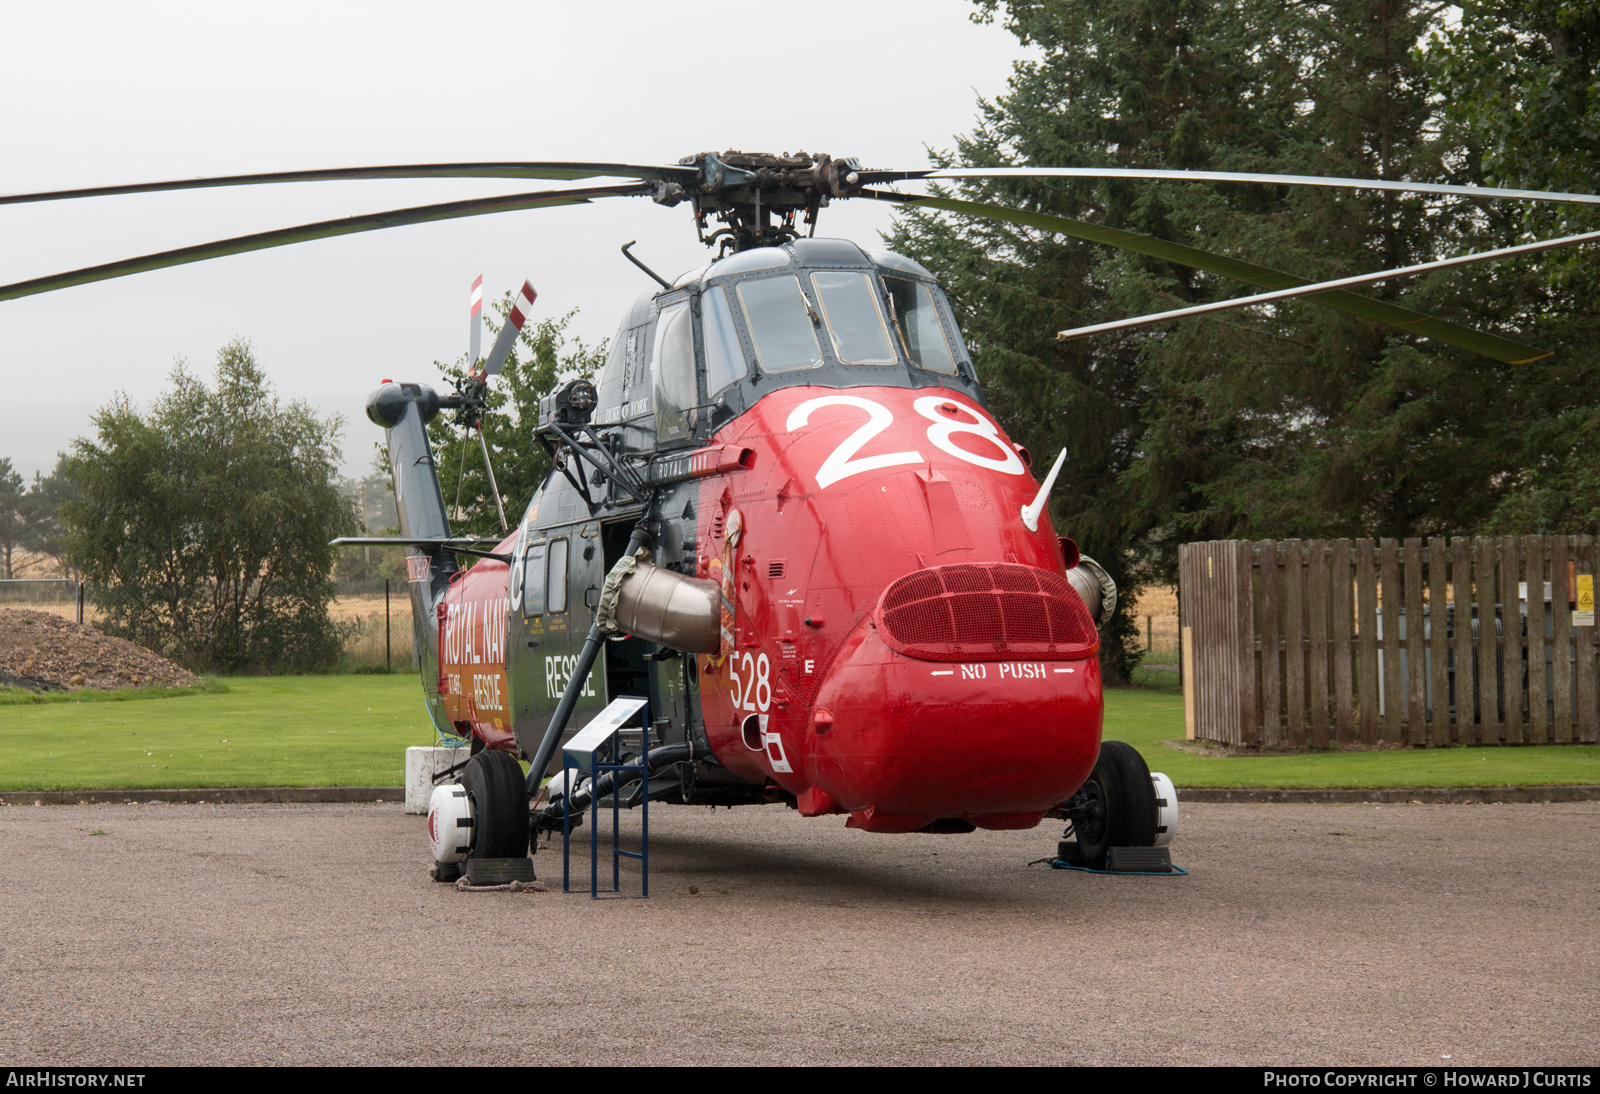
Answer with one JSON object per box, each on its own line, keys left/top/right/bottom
{"left": 702, "top": 285, "right": 748, "bottom": 396}
{"left": 883, "top": 276, "right": 957, "bottom": 374}
{"left": 509, "top": 549, "right": 526, "bottom": 608}
{"left": 653, "top": 301, "right": 696, "bottom": 442}
{"left": 522, "top": 542, "right": 547, "bottom": 615}
{"left": 736, "top": 275, "right": 824, "bottom": 373}
{"left": 810, "top": 271, "right": 896, "bottom": 365}
{"left": 547, "top": 537, "right": 569, "bottom": 613}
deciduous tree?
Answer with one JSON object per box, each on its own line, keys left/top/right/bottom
{"left": 63, "top": 340, "right": 356, "bottom": 672}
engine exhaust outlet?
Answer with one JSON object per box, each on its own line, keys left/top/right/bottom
{"left": 1066, "top": 554, "right": 1118, "bottom": 630}
{"left": 597, "top": 552, "right": 721, "bottom": 654}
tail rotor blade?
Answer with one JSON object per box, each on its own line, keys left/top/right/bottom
{"left": 479, "top": 280, "right": 538, "bottom": 378}
{"left": 469, "top": 275, "right": 484, "bottom": 368}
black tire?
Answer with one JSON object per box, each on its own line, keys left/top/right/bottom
{"left": 460, "top": 749, "right": 529, "bottom": 859}
{"left": 1074, "top": 740, "right": 1157, "bottom": 867}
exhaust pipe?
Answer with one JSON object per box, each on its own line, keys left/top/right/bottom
{"left": 1067, "top": 555, "right": 1118, "bottom": 630}
{"left": 597, "top": 553, "right": 721, "bottom": 654}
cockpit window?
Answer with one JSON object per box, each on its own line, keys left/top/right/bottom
{"left": 810, "top": 272, "right": 896, "bottom": 365}
{"left": 653, "top": 300, "right": 697, "bottom": 442}
{"left": 702, "top": 285, "right": 748, "bottom": 396}
{"left": 736, "top": 275, "right": 824, "bottom": 373}
{"left": 883, "top": 276, "right": 957, "bottom": 374}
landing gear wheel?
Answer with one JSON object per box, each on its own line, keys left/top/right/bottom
{"left": 1072, "top": 740, "right": 1157, "bottom": 868}
{"left": 460, "top": 749, "right": 529, "bottom": 859}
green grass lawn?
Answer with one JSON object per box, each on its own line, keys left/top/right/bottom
{"left": 2, "top": 672, "right": 1598, "bottom": 791}
{"left": 0, "top": 675, "right": 434, "bottom": 791}
{"left": 1114, "top": 667, "right": 1600, "bottom": 787}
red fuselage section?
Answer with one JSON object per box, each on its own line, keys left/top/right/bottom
{"left": 691, "top": 384, "right": 1102, "bottom": 831}
{"left": 432, "top": 383, "right": 1104, "bottom": 832}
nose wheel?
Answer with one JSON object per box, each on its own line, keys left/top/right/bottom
{"left": 1057, "top": 740, "right": 1173, "bottom": 870}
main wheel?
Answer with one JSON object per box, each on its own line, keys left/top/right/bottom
{"left": 460, "top": 749, "right": 529, "bottom": 859}
{"left": 1073, "top": 740, "right": 1157, "bottom": 868}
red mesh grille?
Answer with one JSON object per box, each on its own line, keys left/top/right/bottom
{"left": 877, "top": 563, "right": 1098, "bottom": 662}
{"left": 883, "top": 569, "right": 942, "bottom": 610}
{"left": 991, "top": 564, "right": 1040, "bottom": 592}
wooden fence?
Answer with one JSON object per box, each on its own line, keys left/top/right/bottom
{"left": 1177, "top": 537, "right": 1600, "bottom": 748}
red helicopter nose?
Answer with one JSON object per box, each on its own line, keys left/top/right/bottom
{"left": 798, "top": 604, "right": 1103, "bottom": 833}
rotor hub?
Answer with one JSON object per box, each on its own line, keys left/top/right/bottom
{"left": 656, "top": 150, "right": 865, "bottom": 254}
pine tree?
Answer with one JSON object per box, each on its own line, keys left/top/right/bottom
{"left": 893, "top": 0, "right": 1596, "bottom": 678}
{"left": 1429, "top": 1, "right": 1600, "bottom": 532}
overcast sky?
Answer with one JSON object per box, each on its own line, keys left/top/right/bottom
{"left": 0, "top": 0, "right": 1028, "bottom": 482}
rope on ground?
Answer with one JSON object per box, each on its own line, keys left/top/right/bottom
{"left": 455, "top": 875, "right": 549, "bottom": 893}
{"left": 1029, "top": 856, "right": 1189, "bottom": 877}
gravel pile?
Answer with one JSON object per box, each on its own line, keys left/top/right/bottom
{"left": 0, "top": 609, "right": 201, "bottom": 692}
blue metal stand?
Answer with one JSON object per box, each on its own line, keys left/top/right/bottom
{"left": 560, "top": 696, "right": 651, "bottom": 899}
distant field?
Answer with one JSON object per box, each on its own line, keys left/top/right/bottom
{"left": 4, "top": 593, "right": 418, "bottom": 671}
{"left": 1, "top": 673, "right": 1596, "bottom": 792}
{"left": 329, "top": 595, "right": 416, "bottom": 670}
{"left": 1128, "top": 583, "right": 1179, "bottom": 656}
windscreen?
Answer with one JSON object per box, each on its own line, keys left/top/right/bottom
{"left": 702, "top": 285, "right": 749, "bottom": 396}
{"left": 883, "top": 276, "right": 957, "bottom": 374}
{"left": 811, "top": 272, "right": 897, "bottom": 365}
{"left": 736, "top": 275, "right": 823, "bottom": 372}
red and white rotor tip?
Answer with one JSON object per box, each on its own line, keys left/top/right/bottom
{"left": 479, "top": 279, "right": 537, "bottom": 379}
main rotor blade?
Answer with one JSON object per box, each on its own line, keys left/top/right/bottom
{"left": 861, "top": 166, "right": 1600, "bottom": 208}
{"left": 0, "top": 183, "right": 650, "bottom": 302}
{"left": 0, "top": 162, "right": 692, "bottom": 206}
{"left": 864, "top": 189, "right": 1550, "bottom": 364}
{"left": 1058, "top": 229, "right": 1600, "bottom": 350}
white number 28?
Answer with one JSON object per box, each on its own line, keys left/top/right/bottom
{"left": 785, "top": 394, "right": 1025, "bottom": 489}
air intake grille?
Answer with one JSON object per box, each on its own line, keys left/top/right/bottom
{"left": 878, "top": 564, "right": 1098, "bottom": 662}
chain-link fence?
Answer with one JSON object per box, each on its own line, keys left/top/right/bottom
{"left": 1, "top": 577, "right": 417, "bottom": 673}
{"left": 0, "top": 578, "right": 85, "bottom": 622}
{"left": 326, "top": 579, "right": 417, "bottom": 672}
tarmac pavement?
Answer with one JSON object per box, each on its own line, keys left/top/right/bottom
{"left": 1, "top": 799, "right": 1596, "bottom": 1066}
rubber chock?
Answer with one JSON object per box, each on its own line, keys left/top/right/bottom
{"left": 465, "top": 857, "right": 537, "bottom": 885}
{"left": 1107, "top": 846, "right": 1172, "bottom": 873}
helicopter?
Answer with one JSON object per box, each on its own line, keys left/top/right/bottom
{"left": 5, "top": 150, "right": 1596, "bottom": 881}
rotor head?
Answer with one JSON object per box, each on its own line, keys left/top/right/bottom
{"left": 656, "top": 150, "right": 865, "bottom": 254}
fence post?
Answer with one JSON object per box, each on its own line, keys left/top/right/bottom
{"left": 76, "top": 581, "right": 84, "bottom": 625}
{"left": 385, "top": 578, "right": 392, "bottom": 673}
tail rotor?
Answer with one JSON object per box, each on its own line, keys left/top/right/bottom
{"left": 449, "top": 277, "right": 539, "bottom": 535}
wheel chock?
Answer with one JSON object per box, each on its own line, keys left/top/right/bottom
{"left": 1106, "top": 846, "right": 1172, "bottom": 873}
{"left": 465, "top": 857, "right": 537, "bottom": 885}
